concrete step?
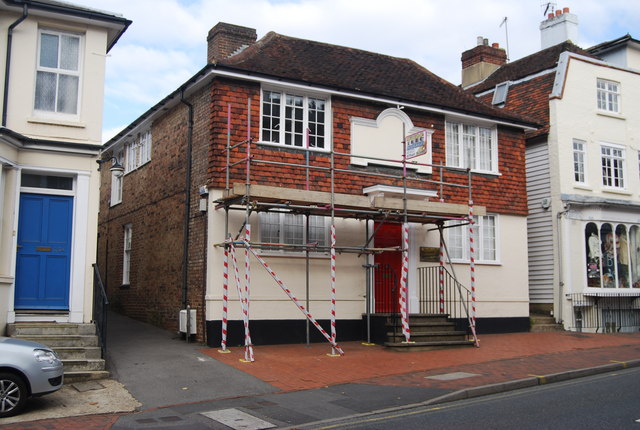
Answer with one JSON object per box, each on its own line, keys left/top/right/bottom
{"left": 12, "top": 334, "right": 99, "bottom": 347}
{"left": 64, "top": 370, "right": 110, "bottom": 384}
{"left": 386, "top": 322, "right": 457, "bottom": 333}
{"left": 530, "top": 314, "right": 564, "bottom": 332}
{"left": 7, "top": 322, "right": 96, "bottom": 336}
{"left": 53, "top": 346, "right": 103, "bottom": 360}
{"left": 61, "top": 359, "right": 106, "bottom": 372}
{"left": 384, "top": 339, "right": 475, "bottom": 352}
{"left": 386, "top": 331, "right": 468, "bottom": 343}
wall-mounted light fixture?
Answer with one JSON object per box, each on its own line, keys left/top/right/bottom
{"left": 96, "top": 156, "right": 125, "bottom": 178}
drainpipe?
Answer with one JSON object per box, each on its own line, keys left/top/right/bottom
{"left": 3, "top": 2, "right": 28, "bottom": 127}
{"left": 556, "top": 204, "right": 570, "bottom": 325}
{"left": 180, "top": 90, "right": 194, "bottom": 340}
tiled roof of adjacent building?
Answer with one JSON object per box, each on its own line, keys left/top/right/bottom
{"left": 216, "top": 31, "right": 537, "bottom": 128}
{"left": 467, "top": 41, "right": 596, "bottom": 94}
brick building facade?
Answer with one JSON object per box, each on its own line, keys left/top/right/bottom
{"left": 98, "top": 23, "right": 537, "bottom": 347}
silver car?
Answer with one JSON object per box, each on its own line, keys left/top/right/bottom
{"left": 0, "top": 336, "right": 64, "bottom": 417}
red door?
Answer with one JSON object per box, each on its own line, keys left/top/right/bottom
{"left": 374, "top": 223, "right": 401, "bottom": 313}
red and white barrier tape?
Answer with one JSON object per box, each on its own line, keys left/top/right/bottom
{"left": 399, "top": 223, "right": 411, "bottom": 342}
{"left": 245, "top": 242, "right": 344, "bottom": 355}
{"left": 229, "top": 242, "right": 254, "bottom": 362}
{"left": 439, "top": 237, "right": 445, "bottom": 314}
{"left": 221, "top": 246, "right": 229, "bottom": 351}
{"left": 330, "top": 225, "right": 337, "bottom": 354}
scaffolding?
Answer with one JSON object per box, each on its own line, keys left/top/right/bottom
{"left": 215, "top": 101, "right": 482, "bottom": 360}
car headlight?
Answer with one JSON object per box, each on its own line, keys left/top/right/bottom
{"left": 33, "top": 348, "right": 60, "bottom": 365}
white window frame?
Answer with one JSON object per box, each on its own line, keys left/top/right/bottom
{"left": 447, "top": 215, "right": 499, "bottom": 264}
{"left": 259, "top": 212, "right": 329, "bottom": 255}
{"left": 600, "top": 143, "right": 625, "bottom": 190}
{"left": 123, "top": 224, "right": 132, "bottom": 285}
{"left": 596, "top": 78, "right": 620, "bottom": 114}
{"left": 124, "top": 130, "right": 152, "bottom": 173}
{"left": 260, "top": 87, "right": 330, "bottom": 151}
{"left": 34, "top": 28, "right": 82, "bottom": 118}
{"left": 572, "top": 139, "right": 587, "bottom": 185}
{"left": 445, "top": 120, "right": 498, "bottom": 174}
{"left": 492, "top": 82, "right": 509, "bottom": 105}
{"left": 110, "top": 149, "right": 124, "bottom": 206}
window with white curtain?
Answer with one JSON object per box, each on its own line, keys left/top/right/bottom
{"left": 259, "top": 212, "right": 328, "bottom": 253}
{"left": 448, "top": 215, "right": 498, "bottom": 263}
{"left": 445, "top": 121, "right": 497, "bottom": 173}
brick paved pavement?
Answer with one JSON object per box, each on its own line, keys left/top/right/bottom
{"left": 1, "top": 331, "right": 639, "bottom": 430}
{"left": 203, "top": 331, "right": 640, "bottom": 391}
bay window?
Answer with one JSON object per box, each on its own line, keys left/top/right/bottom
{"left": 585, "top": 222, "right": 640, "bottom": 289}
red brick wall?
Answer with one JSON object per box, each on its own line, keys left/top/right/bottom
{"left": 97, "top": 76, "right": 529, "bottom": 341}
{"left": 208, "top": 78, "right": 527, "bottom": 215}
{"left": 97, "top": 88, "right": 211, "bottom": 339}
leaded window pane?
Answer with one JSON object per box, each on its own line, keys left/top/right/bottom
{"left": 39, "top": 33, "right": 59, "bottom": 68}
{"left": 57, "top": 75, "right": 79, "bottom": 114}
{"left": 35, "top": 71, "right": 56, "bottom": 111}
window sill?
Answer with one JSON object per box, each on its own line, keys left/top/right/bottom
{"left": 445, "top": 166, "right": 501, "bottom": 177}
{"left": 448, "top": 259, "right": 501, "bottom": 266}
{"left": 573, "top": 184, "right": 592, "bottom": 191}
{"left": 602, "top": 187, "right": 632, "bottom": 196}
{"left": 256, "top": 141, "right": 330, "bottom": 154}
{"left": 596, "top": 111, "right": 625, "bottom": 121}
{"left": 258, "top": 251, "right": 330, "bottom": 259}
{"left": 28, "top": 116, "right": 86, "bottom": 129}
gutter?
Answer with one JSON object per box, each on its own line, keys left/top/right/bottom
{"left": 2, "top": 1, "right": 28, "bottom": 127}
{"left": 2, "top": 0, "right": 131, "bottom": 52}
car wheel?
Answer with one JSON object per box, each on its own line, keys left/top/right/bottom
{"left": 0, "top": 372, "right": 27, "bottom": 418}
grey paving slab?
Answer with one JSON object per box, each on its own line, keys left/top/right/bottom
{"left": 106, "top": 311, "right": 278, "bottom": 409}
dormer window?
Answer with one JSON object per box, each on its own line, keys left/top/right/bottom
{"left": 34, "top": 29, "right": 82, "bottom": 116}
{"left": 492, "top": 82, "right": 509, "bottom": 105}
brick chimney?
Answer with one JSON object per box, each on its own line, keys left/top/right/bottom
{"left": 461, "top": 37, "right": 507, "bottom": 88}
{"left": 540, "top": 7, "right": 578, "bottom": 49}
{"left": 207, "top": 22, "right": 257, "bottom": 63}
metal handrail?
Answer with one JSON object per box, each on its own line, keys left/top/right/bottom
{"left": 568, "top": 292, "right": 640, "bottom": 332}
{"left": 417, "top": 266, "right": 472, "bottom": 334}
{"left": 92, "top": 264, "right": 109, "bottom": 357}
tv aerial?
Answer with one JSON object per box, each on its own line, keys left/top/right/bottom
{"left": 541, "top": 1, "right": 557, "bottom": 16}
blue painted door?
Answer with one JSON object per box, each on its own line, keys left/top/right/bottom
{"left": 15, "top": 193, "right": 73, "bottom": 310}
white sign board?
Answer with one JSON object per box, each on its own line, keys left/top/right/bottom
{"left": 405, "top": 130, "right": 428, "bottom": 159}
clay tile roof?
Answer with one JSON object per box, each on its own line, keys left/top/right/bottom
{"left": 217, "top": 32, "right": 537, "bottom": 128}
{"left": 468, "top": 41, "right": 597, "bottom": 94}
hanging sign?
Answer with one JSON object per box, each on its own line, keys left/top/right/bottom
{"left": 405, "top": 130, "right": 428, "bottom": 159}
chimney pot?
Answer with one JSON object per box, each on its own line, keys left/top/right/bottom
{"left": 555, "top": 9, "right": 562, "bottom": 16}
{"left": 483, "top": 38, "right": 489, "bottom": 46}
{"left": 492, "top": 42, "right": 500, "bottom": 48}
{"left": 477, "top": 36, "right": 484, "bottom": 46}
{"left": 548, "top": 13, "right": 554, "bottom": 19}
{"left": 563, "top": 7, "right": 570, "bottom": 13}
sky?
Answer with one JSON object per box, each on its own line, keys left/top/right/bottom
{"left": 75, "top": 0, "right": 640, "bottom": 142}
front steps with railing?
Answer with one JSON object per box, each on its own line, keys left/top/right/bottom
{"left": 384, "top": 314, "right": 475, "bottom": 351}
{"left": 6, "top": 322, "right": 108, "bottom": 383}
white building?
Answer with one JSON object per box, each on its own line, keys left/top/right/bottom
{"left": 463, "top": 8, "right": 640, "bottom": 332}
{"left": 0, "top": 0, "right": 129, "bottom": 332}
